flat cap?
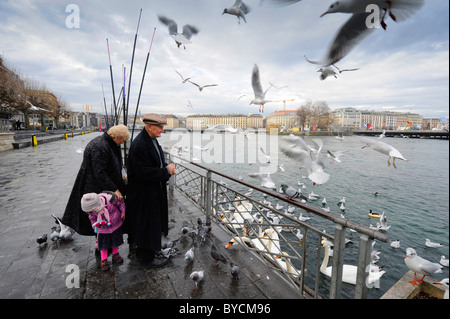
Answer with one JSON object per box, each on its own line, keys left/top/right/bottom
{"left": 142, "top": 113, "right": 167, "bottom": 126}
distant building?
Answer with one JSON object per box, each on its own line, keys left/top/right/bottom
{"left": 165, "top": 114, "right": 180, "bottom": 129}
{"left": 265, "top": 110, "right": 298, "bottom": 129}
{"left": 186, "top": 113, "right": 261, "bottom": 130}
{"left": 331, "top": 107, "right": 423, "bottom": 130}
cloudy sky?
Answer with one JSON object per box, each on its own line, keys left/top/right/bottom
{"left": 0, "top": 0, "right": 448, "bottom": 119}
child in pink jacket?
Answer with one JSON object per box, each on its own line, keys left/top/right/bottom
{"left": 81, "top": 192, "right": 125, "bottom": 271}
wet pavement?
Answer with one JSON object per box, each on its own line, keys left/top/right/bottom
{"left": 0, "top": 132, "right": 302, "bottom": 302}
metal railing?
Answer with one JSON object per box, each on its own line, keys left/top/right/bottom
{"left": 166, "top": 152, "right": 389, "bottom": 299}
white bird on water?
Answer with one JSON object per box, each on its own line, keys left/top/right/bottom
{"left": 425, "top": 238, "right": 443, "bottom": 248}
{"left": 223, "top": 0, "right": 251, "bottom": 24}
{"left": 362, "top": 138, "right": 408, "bottom": 168}
{"left": 250, "top": 64, "right": 274, "bottom": 113}
{"left": 404, "top": 247, "right": 443, "bottom": 286}
{"left": 248, "top": 172, "right": 276, "bottom": 189}
{"left": 440, "top": 256, "right": 449, "bottom": 268}
{"left": 390, "top": 240, "right": 401, "bottom": 249}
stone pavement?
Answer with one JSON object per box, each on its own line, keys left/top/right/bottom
{"left": 0, "top": 133, "right": 303, "bottom": 302}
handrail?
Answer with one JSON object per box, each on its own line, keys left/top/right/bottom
{"left": 166, "top": 152, "right": 389, "bottom": 299}
{"left": 173, "top": 153, "right": 389, "bottom": 243}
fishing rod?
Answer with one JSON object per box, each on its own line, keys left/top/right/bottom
{"left": 122, "top": 65, "right": 128, "bottom": 167}
{"left": 125, "top": 9, "right": 142, "bottom": 123}
{"left": 101, "top": 83, "right": 110, "bottom": 129}
{"left": 106, "top": 38, "right": 118, "bottom": 125}
{"left": 130, "top": 27, "right": 156, "bottom": 143}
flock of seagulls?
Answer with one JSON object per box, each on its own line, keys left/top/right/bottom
{"left": 156, "top": 0, "right": 425, "bottom": 114}
{"left": 164, "top": 124, "right": 449, "bottom": 296}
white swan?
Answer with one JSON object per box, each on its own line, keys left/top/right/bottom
{"left": 275, "top": 252, "right": 302, "bottom": 277}
{"left": 320, "top": 239, "right": 385, "bottom": 285}
{"left": 260, "top": 228, "right": 283, "bottom": 261}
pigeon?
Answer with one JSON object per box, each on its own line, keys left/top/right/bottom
{"left": 36, "top": 234, "right": 48, "bottom": 248}
{"left": 188, "top": 80, "right": 218, "bottom": 92}
{"left": 52, "top": 215, "right": 75, "bottom": 242}
{"left": 157, "top": 15, "right": 199, "bottom": 49}
{"left": 280, "top": 184, "right": 307, "bottom": 201}
{"left": 249, "top": 64, "right": 274, "bottom": 113}
{"left": 50, "top": 226, "right": 60, "bottom": 243}
{"left": 190, "top": 270, "right": 204, "bottom": 289}
{"left": 181, "top": 226, "right": 190, "bottom": 236}
{"left": 230, "top": 262, "right": 240, "bottom": 281}
{"left": 197, "top": 218, "right": 212, "bottom": 242}
{"left": 248, "top": 172, "right": 276, "bottom": 189}
{"left": 404, "top": 247, "right": 443, "bottom": 286}
{"left": 185, "top": 247, "right": 195, "bottom": 264}
{"left": 223, "top": 0, "right": 251, "bottom": 24}
{"left": 425, "top": 238, "right": 443, "bottom": 248}
{"left": 211, "top": 244, "right": 227, "bottom": 266}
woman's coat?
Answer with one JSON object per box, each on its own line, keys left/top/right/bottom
{"left": 61, "top": 132, "right": 126, "bottom": 236}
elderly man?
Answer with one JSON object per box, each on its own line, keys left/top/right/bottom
{"left": 126, "top": 113, "right": 176, "bottom": 267}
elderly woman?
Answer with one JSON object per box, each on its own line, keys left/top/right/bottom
{"left": 61, "top": 124, "right": 129, "bottom": 236}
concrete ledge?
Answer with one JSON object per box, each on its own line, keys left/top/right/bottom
{"left": 380, "top": 270, "right": 446, "bottom": 299}
{"left": 0, "top": 133, "right": 15, "bottom": 152}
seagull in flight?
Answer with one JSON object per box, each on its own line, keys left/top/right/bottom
{"left": 362, "top": 138, "right": 408, "bottom": 168}
{"left": 188, "top": 80, "right": 218, "bottom": 92}
{"left": 250, "top": 64, "right": 274, "bottom": 113}
{"left": 157, "top": 15, "right": 199, "bottom": 49}
{"left": 223, "top": 0, "right": 251, "bottom": 24}
{"left": 175, "top": 70, "right": 192, "bottom": 83}
{"left": 272, "top": 0, "right": 424, "bottom": 66}
{"left": 305, "top": 55, "right": 359, "bottom": 80}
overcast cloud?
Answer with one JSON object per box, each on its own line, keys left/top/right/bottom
{"left": 0, "top": 0, "right": 448, "bottom": 118}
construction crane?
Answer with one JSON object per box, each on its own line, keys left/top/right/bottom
{"left": 282, "top": 99, "right": 295, "bottom": 111}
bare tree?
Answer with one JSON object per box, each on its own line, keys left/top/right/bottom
{"left": 296, "top": 100, "right": 333, "bottom": 131}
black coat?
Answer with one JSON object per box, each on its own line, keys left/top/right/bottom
{"left": 61, "top": 132, "right": 126, "bottom": 236}
{"left": 126, "top": 129, "right": 171, "bottom": 251}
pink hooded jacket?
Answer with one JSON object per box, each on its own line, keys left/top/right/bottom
{"left": 88, "top": 192, "right": 125, "bottom": 234}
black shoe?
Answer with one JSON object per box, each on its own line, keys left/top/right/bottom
{"left": 146, "top": 256, "right": 169, "bottom": 269}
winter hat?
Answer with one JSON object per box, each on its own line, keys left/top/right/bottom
{"left": 81, "top": 193, "right": 103, "bottom": 213}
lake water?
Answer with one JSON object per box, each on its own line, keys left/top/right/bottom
{"left": 159, "top": 130, "right": 449, "bottom": 298}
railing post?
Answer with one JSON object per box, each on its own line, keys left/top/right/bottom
{"left": 167, "top": 153, "right": 175, "bottom": 195}
{"left": 205, "top": 170, "right": 212, "bottom": 226}
{"left": 330, "top": 224, "right": 346, "bottom": 299}
{"left": 355, "top": 234, "right": 372, "bottom": 299}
